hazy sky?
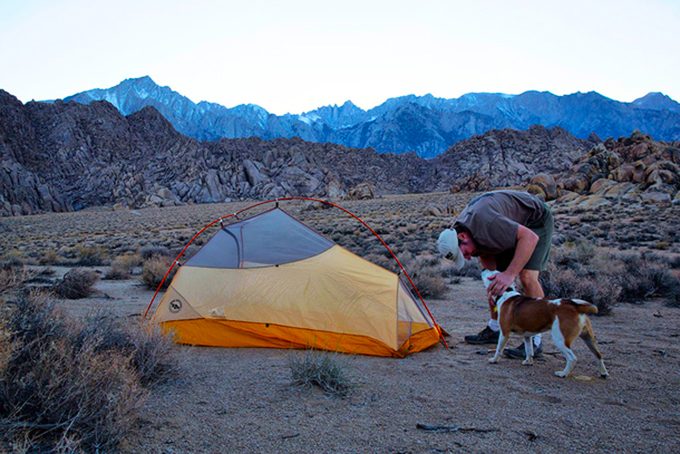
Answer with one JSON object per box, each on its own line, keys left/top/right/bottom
{"left": 1, "top": 0, "right": 678, "bottom": 114}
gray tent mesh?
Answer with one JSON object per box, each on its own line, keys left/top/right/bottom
{"left": 185, "top": 208, "right": 334, "bottom": 269}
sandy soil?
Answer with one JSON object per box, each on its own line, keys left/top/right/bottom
{"left": 53, "top": 274, "right": 680, "bottom": 453}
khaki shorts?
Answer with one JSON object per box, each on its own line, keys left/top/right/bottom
{"left": 495, "top": 203, "right": 554, "bottom": 272}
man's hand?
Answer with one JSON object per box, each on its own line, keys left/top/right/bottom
{"left": 487, "top": 271, "right": 516, "bottom": 298}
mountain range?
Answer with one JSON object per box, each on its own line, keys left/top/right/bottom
{"left": 0, "top": 89, "right": 593, "bottom": 216}
{"left": 61, "top": 76, "right": 680, "bottom": 158}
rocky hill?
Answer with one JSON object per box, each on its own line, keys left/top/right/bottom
{"left": 552, "top": 131, "right": 680, "bottom": 207}
{"left": 60, "top": 76, "right": 680, "bottom": 157}
{"left": 1, "top": 90, "right": 432, "bottom": 216}
{"left": 2, "top": 89, "right": 660, "bottom": 217}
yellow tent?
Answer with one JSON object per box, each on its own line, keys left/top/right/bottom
{"left": 152, "top": 207, "right": 441, "bottom": 357}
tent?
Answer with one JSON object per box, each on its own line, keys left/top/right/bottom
{"left": 149, "top": 202, "right": 443, "bottom": 357}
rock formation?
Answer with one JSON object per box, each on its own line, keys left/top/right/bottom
{"left": 552, "top": 131, "right": 680, "bottom": 207}
{"left": 6, "top": 89, "right": 668, "bottom": 217}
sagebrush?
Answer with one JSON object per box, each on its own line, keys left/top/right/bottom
{"left": 289, "top": 350, "right": 353, "bottom": 397}
{"left": 0, "top": 291, "right": 177, "bottom": 451}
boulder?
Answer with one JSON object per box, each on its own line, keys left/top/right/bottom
{"left": 243, "top": 159, "right": 266, "bottom": 186}
{"left": 325, "top": 178, "right": 346, "bottom": 200}
{"left": 589, "top": 178, "right": 616, "bottom": 195}
{"left": 424, "top": 205, "right": 443, "bottom": 216}
{"left": 529, "top": 173, "right": 558, "bottom": 200}
{"left": 610, "top": 163, "right": 635, "bottom": 182}
{"left": 561, "top": 175, "right": 590, "bottom": 194}
{"left": 347, "top": 183, "right": 375, "bottom": 200}
{"left": 576, "top": 195, "right": 610, "bottom": 209}
{"left": 602, "top": 182, "right": 636, "bottom": 199}
{"left": 641, "top": 191, "right": 671, "bottom": 204}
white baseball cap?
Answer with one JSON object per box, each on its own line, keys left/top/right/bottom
{"left": 437, "top": 229, "right": 466, "bottom": 270}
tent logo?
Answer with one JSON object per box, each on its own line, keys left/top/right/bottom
{"left": 169, "top": 299, "right": 183, "bottom": 313}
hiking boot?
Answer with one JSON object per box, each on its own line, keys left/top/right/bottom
{"left": 503, "top": 341, "right": 543, "bottom": 359}
{"left": 464, "top": 326, "right": 499, "bottom": 345}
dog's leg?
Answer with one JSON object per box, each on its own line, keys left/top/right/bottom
{"left": 522, "top": 336, "right": 534, "bottom": 366}
{"left": 580, "top": 318, "right": 609, "bottom": 378}
{"left": 551, "top": 317, "right": 577, "bottom": 378}
{"left": 489, "top": 331, "right": 510, "bottom": 364}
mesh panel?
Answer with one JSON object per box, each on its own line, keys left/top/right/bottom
{"left": 398, "top": 276, "right": 433, "bottom": 325}
{"left": 186, "top": 208, "right": 334, "bottom": 269}
{"left": 396, "top": 279, "right": 434, "bottom": 346}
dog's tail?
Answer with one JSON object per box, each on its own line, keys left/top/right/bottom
{"left": 568, "top": 298, "right": 599, "bottom": 315}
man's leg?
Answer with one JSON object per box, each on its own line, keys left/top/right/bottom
{"left": 501, "top": 268, "right": 545, "bottom": 359}
{"left": 519, "top": 269, "right": 543, "bottom": 348}
{"left": 505, "top": 207, "right": 553, "bottom": 358}
{"left": 464, "top": 256, "right": 500, "bottom": 345}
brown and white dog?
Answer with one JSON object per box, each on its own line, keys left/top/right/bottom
{"left": 481, "top": 270, "right": 609, "bottom": 378}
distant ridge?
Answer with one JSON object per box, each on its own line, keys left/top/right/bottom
{"left": 56, "top": 76, "right": 680, "bottom": 157}
{"left": 0, "top": 88, "right": 595, "bottom": 216}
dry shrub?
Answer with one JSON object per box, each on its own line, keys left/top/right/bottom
{"left": 141, "top": 256, "right": 176, "bottom": 290}
{"left": 128, "top": 323, "right": 177, "bottom": 386}
{"left": 552, "top": 240, "right": 597, "bottom": 270}
{"left": 289, "top": 350, "right": 353, "bottom": 397}
{"left": 410, "top": 269, "right": 448, "bottom": 299}
{"left": 612, "top": 253, "right": 680, "bottom": 304}
{"left": 540, "top": 267, "right": 619, "bottom": 315}
{"left": 454, "top": 260, "right": 482, "bottom": 279}
{"left": 105, "top": 254, "right": 141, "bottom": 280}
{"left": 140, "top": 245, "right": 171, "bottom": 260}
{"left": 0, "top": 293, "right": 177, "bottom": 451}
{"left": 76, "top": 313, "right": 176, "bottom": 386}
{"left": 52, "top": 269, "right": 99, "bottom": 299}
{"left": 403, "top": 254, "right": 448, "bottom": 299}
{"left": 1, "top": 250, "right": 25, "bottom": 269}
{"left": 75, "top": 245, "right": 107, "bottom": 266}
{"left": 38, "top": 249, "right": 59, "bottom": 266}
{"left": 0, "top": 267, "right": 29, "bottom": 296}
{"left": 540, "top": 243, "right": 680, "bottom": 314}
{"left": 0, "top": 293, "right": 144, "bottom": 451}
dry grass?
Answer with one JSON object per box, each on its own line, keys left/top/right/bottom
{"left": 540, "top": 241, "right": 680, "bottom": 314}
{"left": 75, "top": 312, "right": 177, "bottom": 386}
{"left": 140, "top": 245, "right": 171, "bottom": 260}
{"left": 105, "top": 254, "right": 141, "bottom": 280}
{"left": 289, "top": 350, "right": 353, "bottom": 397}
{"left": 52, "top": 269, "right": 99, "bottom": 299}
{"left": 74, "top": 245, "right": 108, "bottom": 266}
{"left": 0, "top": 288, "right": 177, "bottom": 451}
{"left": 38, "top": 249, "right": 59, "bottom": 266}
{"left": 141, "top": 256, "right": 176, "bottom": 290}
{"left": 0, "top": 267, "right": 29, "bottom": 296}
{"left": 0, "top": 292, "right": 143, "bottom": 451}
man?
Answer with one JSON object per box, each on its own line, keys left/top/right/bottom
{"left": 437, "top": 190, "right": 554, "bottom": 359}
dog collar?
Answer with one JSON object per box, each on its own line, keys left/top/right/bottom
{"left": 495, "top": 290, "right": 521, "bottom": 308}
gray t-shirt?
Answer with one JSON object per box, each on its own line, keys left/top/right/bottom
{"left": 453, "top": 190, "right": 546, "bottom": 255}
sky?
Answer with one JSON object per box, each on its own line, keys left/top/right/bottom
{"left": 0, "top": 0, "right": 678, "bottom": 115}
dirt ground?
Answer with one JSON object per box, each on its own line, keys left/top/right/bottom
{"left": 51, "top": 271, "right": 680, "bottom": 454}
{"left": 5, "top": 193, "right": 679, "bottom": 453}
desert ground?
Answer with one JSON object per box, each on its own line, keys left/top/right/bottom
{"left": 2, "top": 192, "right": 680, "bottom": 453}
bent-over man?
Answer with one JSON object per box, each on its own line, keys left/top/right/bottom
{"left": 437, "top": 190, "right": 554, "bottom": 359}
